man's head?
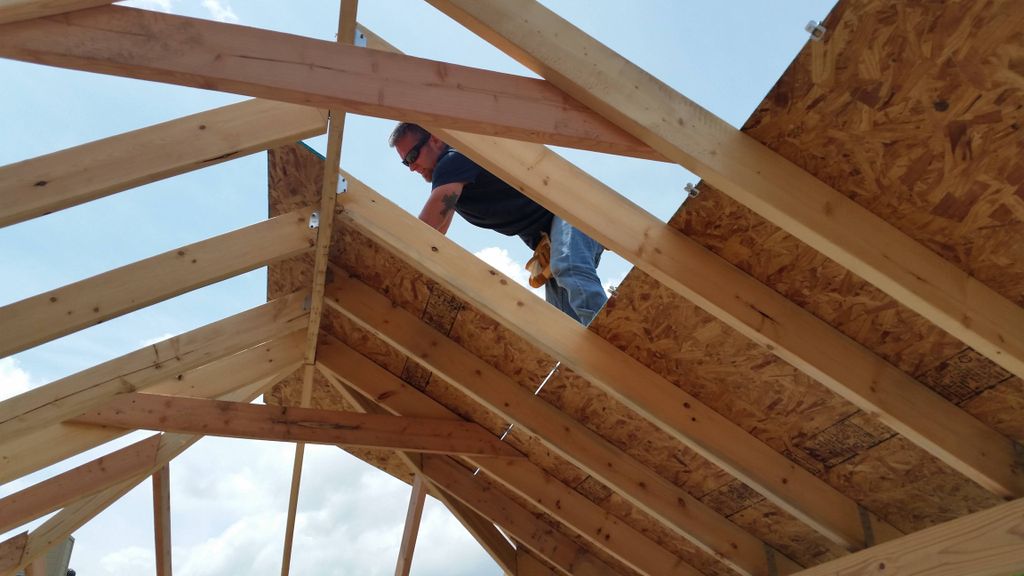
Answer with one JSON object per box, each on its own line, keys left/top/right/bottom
{"left": 388, "top": 122, "right": 447, "bottom": 182}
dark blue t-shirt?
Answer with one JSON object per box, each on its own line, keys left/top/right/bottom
{"left": 431, "top": 148, "right": 553, "bottom": 249}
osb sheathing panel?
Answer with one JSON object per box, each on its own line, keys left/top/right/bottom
{"left": 630, "top": 0, "right": 1022, "bottom": 534}
{"left": 672, "top": 0, "right": 1022, "bottom": 430}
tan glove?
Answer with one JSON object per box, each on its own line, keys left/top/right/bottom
{"left": 525, "top": 233, "right": 552, "bottom": 288}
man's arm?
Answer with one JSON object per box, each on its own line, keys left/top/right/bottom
{"left": 418, "top": 182, "right": 464, "bottom": 234}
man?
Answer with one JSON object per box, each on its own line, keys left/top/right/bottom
{"left": 389, "top": 122, "right": 607, "bottom": 326}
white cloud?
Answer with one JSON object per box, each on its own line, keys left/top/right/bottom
{"left": 0, "top": 357, "right": 35, "bottom": 401}
{"left": 101, "top": 546, "right": 154, "bottom": 575}
{"left": 473, "top": 246, "right": 544, "bottom": 298}
{"left": 603, "top": 272, "right": 626, "bottom": 297}
{"left": 201, "top": 0, "right": 239, "bottom": 23}
{"left": 177, "top": 511, "right": 286, "bottom": 576}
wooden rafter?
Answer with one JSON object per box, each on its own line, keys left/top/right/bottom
{"left": 518, "top": 549, "right": 558, "bottom": 576}
{"left": 70, "top": 393, "right": 524, "bottom": 458}
{"left": 0, "top": 434, "right": 161, "bottom": 535}
{"left": 424, "top": 0, "right": 1024, "bottom": 386}
{"left": 317, "top": 334, "right": 699, "bottom": 576}
{"left": 394, "top": 474, "right": 428, "bottom": 576}
{"left": 0, "top": 290, "right": 308, "bottom": 445}
{"left": 0, "top": 207, "right": 315, "bottom": 359}
{"left": 152, "top": 465, "right": 172, "bottom": 576}
{"left": 0, "top": 372, "right": 289, "bottom": 575}
{"left": 425, "top": 125, "right": 1024, "bottom": 498}
{"left": 0, "top": 0, "right": 112, "bottom": 25}
{"left": 320, "top": 368, "right": 520, "bottom": 576}
{"left": 324, "top": 277, "right": 797, "bottom": 576}
{"left": 416, "top": 456, "right": 620, "bottom": 576}
{"left": 0, "top": 5, "right": 657, "bottom": 161}
{"left": 795, "top": 497, "right": 1024, "bottom": 576}
{"left": 0, "top": 99, "right": 326, "bottom": 228}
{"left": 334, "top": 171, "right": 900, "bottom": 549}
{"left": 0, "top": 330, "right": 306, "bottom": 485}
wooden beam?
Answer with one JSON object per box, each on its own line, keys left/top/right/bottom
{"left": 425, "top": 0, "right": 1024, "bottom": 390}
{"left": 0, "top": 533, "right": 27, "bottom": 575}
{"left": 0, "top": 371, "right": 289, "bottom": 576}
{"left": 796, "top": 498, "right": 1024, "bottom": 576}
{"left": 0, "top": 434, "right": 161, "bottom": 534}
{"left": 0, "top": 331, "right": 306, "bottom": 485}
{"left": 394, "top": 474, "right": 428, "bottom": 576}
{"left": 0, "top": 99, "right": 326, "bottom": 228}
{"left": 518, "top": 549, "right": 558, "bottom": 576}
{"left": 334, "top": 172, "right": 900, "bottom": 549}
{"left": 0, "top": 5, "right": 658, "bottom": 160}
{"left": 324, "top": 278, "right": 797, "bottom": 576}
{"left": 0, "top": 289, "right": 308, "bottom": 445}
{"left": 0, "top": 0, "right": 111, "bottom": 25}
{"left": 431, "top": 488, "right": 519, "bottom": 575}
{"left": 280, "top": 365, "right": 314, "bottom": 576}
{"left": 319, "top": 367, "right": 520, "bottom": 576}
{"left": 317, "top": 335, "right": 699, "bottom": 576}
{"left": 427, "top": 128, "right": 1024, "bottom": 499}
{"left": 70, "top": 393, "right": 524, "bottom": 458}
{"left": 152, "top": 465, "right": 172, "bottom": 576}
{"left": 0, "top": 207, "right": 315, "bottom": 358}
{"left": 418, "top": 456, "right": 623, "bottom": 576}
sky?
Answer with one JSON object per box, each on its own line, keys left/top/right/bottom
{"left": 0, "top": 1, "right": 835, "bottom": 574}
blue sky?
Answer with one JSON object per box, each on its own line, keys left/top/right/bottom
{"left": 0, "top": 1, "right": 835, "bottom": 574}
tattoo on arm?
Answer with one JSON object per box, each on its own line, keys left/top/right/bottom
{"left": 440, "top": 192, "right": 459, "bottom": 217}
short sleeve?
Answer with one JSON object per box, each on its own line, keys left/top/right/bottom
{"left": 431, "top": 150, "right": 483, "bottom": 188}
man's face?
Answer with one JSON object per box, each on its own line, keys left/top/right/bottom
{"left": 395, "top": 132, "right": 437, "bottom": 183}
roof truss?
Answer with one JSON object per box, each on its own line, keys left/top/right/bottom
{"left": 2, "top": 1, "right": 1022, "bottom": 575}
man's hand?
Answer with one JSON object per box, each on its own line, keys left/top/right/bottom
{"left": 418, "top": 182, "right": 464, "bottom": 234}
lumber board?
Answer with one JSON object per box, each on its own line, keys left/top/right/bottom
{"left": 0, "top": 331, "right": 305, "bottom": 484}
{"left": 279, "top": 367, "right": 312, "bottom": 576}
{"left": 0, "top": 5, "right": 659, "bottom": 160}
{"left": 0, "top": 207, "right": 315, "bottom": 358}
{"left": 324, "top": 279, "right": 797, "bottom": 576}
{"left": 795, "top": 497, "right": 1024, "bottom": 576}
{"left": 395, "top": 474, "right": 428, "bottom": 576}
{"left": 0, "top": 434, "right": 161, "bottom": 534}
{"left": 152, "top": 465, "right": 172, "bottom": 576}
{"left": 0, "top": 0, "right": 110, "bottom": 24}
{"left": 518, "top": 549, "right": 558, "bottom": 576}
{"left": 334, "top": 171, "right": 899, "bottom": 549}
{"left": 318, "top": 336, "right": 695, "bottom": 576}
{"left": 425, "top": 0, "right": 1024, "bottom": 386}
{"left": 0, "top": 533, "right": 27, "bottom": 576}
{"left": 0, "top": 99, "right": 326, "bottom": 227}
{"left": 0, "top": 289, "right": 309, "bottom": 444}
{"left": 71, "top": 393, "right": 524, "bottom": 458}
{"left": 415, "top": 456, "right": 621, "bottom": 576}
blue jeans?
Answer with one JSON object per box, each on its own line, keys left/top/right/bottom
{"left": 544, "top": 217, "right": 606, "bottom": 326}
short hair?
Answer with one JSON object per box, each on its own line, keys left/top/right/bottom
{"left": 388, "top": 122, "right": 430, "bottom": 148}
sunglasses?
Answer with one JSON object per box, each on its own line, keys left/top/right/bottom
{"left": 402, "top": 133, "right": 431, "bottom": 166}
